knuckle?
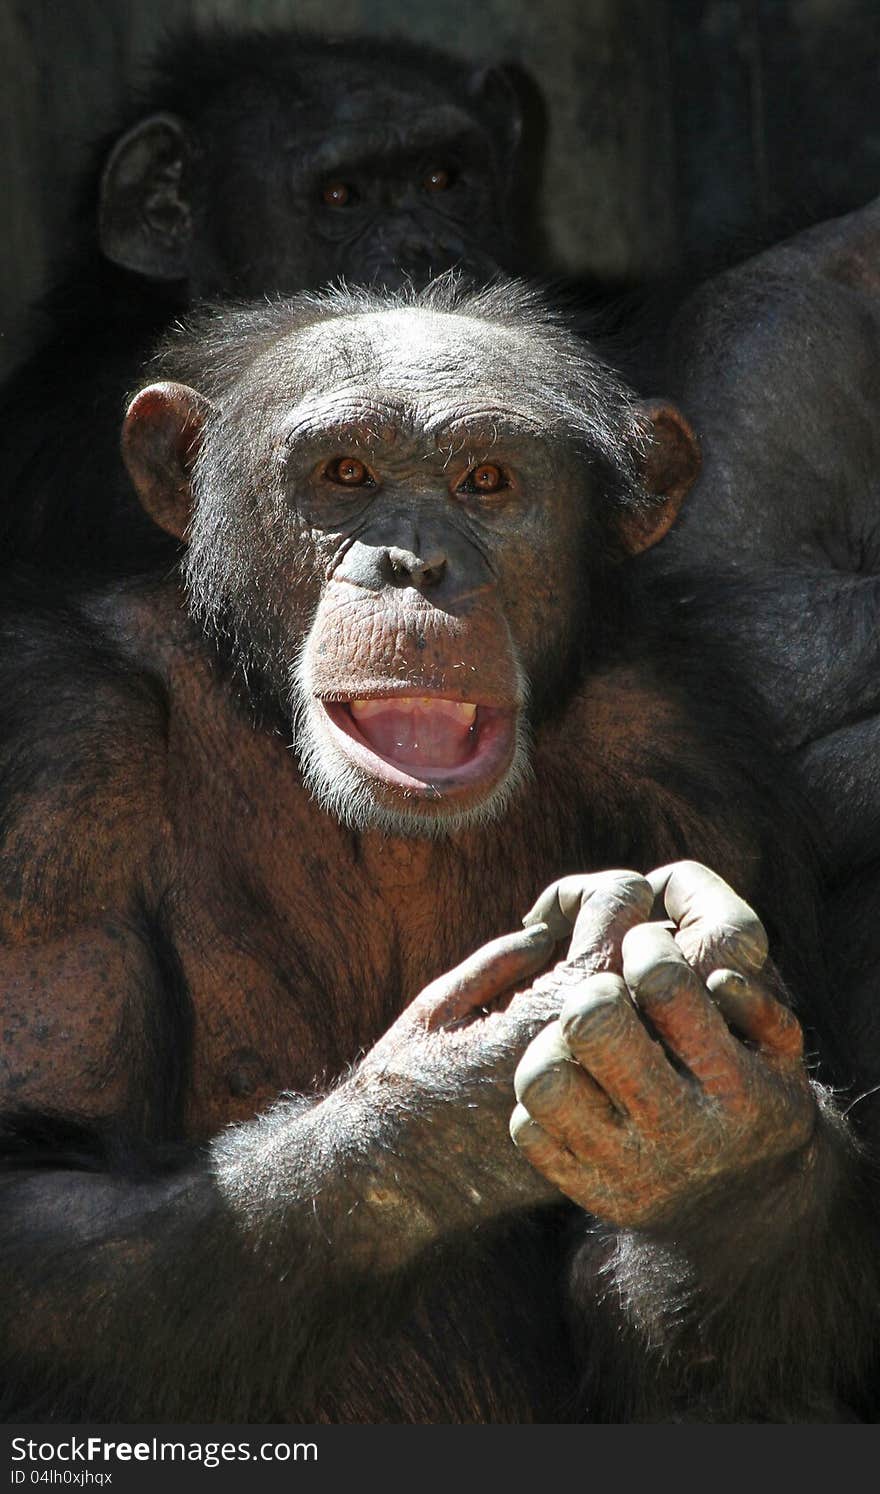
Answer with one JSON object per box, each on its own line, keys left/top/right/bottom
{"left": 655, "top": 858, "right": 712, "bottom": 907}
{"left": 703, "top": 921, "right": 768, "bottom": 973}
{"left": 629, "top": 953, "right": 693, "bottom": 1004}
{"left": 577, "top": 874, "right": 654, "bottom": 930}
{"left": 594, "top": 869, "right": 653, "bottom": 907}
{"left": 621, "top": 918, "right": 675, "bottom": 964}
{"left": 526, "top": 871, "right": 654, "bottom": 954}
{"left": 560, "top": 979, "right": 630, "bottom": 1047}
{"left": 513, "top": 1025, "right": 572, "bottom": 1105}
{"left": 555, "top": 875, "right": 604, "bottom": 925}
{"left": 514, "top": 1056, "right": 575, "bottom": 1112}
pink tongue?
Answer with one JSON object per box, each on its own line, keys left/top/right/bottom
{"left": 354, "top": 703, "right": 475, "bottom": 769}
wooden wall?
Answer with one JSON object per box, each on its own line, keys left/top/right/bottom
{"left": 1, "top": 0, "right": 879, "bottom": 375}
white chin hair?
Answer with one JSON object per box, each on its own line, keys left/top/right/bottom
{"left": 290, "top": 695, "right": 532, "bottom": 840}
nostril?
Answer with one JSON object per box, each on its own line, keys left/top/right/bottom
{"left": 386, "top": 546, "right": 447, "bottom": 588}
{"left": 416, "top": 548, "right": 447, "bottom": 583}
{"left": 413, "top": 548, "right": 447, "bottom": 588}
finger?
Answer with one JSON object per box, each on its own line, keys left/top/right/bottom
{"left": 558, "top": 972, "right": 684, "bottom": 1124}
{"left": 706, "top": 968, "right": 804, "bottom": 1065}
{"left": 646, "top": 860, "right": 768, "bottom": 979}
{"left": 513, "top": 1019, "right": 618, "bottom": 1145}
{"left": 510, "top": 1103, "right": 631, "bottom": 1218}
{"left": 413, "top": 923, "right": 555, "bottom": 1031}
{"left": 523, "top": 870, "right": 653, "bottom": 973}
{"left": 622, "top": 924, "right": 747, "bottom": 1095}
{"left": 509, "top": 1102, "right": 602, "bottom": 1205}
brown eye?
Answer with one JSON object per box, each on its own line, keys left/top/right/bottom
{"left": 466, "top": 463, "right": 506, "bottom": 494}
{"left": 325, "top": 456, "right": 372, "bottom": 487}
{"left": 322, "top": 181, "right": 352, "bottom": 207}
{"left": 424, "top": 167, "right": 451, "bottom": 192}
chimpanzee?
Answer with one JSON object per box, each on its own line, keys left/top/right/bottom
{"left": 0, "top": 280, "right": 874, "bottom": 1424}
{"left": 642, "top": 191, "right": 880, "bottom": 1099}
{"left": 0, "top": 27, "right": 539, "bottom": 579}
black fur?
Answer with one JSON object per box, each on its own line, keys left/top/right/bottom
{"left": 0, "top": 26, "right": 539, "bottom": 581}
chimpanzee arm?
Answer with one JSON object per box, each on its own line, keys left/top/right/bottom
{"left": 570, "top": 1098, "right": 880, "bottom": 1423}
{"left": 0, "top": 870, "right": 655, "bottom": 1422}
{"left": 666, "top": 568, "right": 880, "bottom": 754}
{"left": 0, "top": 933, "right": 537, "bottom": 1421}
{"left": 511, "top": 862, "right": 880, "bottom": 1422}
{"left": 797, "top": 714, "right": 880, "bottom": 873}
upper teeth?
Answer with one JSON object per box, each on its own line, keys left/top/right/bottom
{"left": 350, "top": 697, "right": 477, "bottom": 725}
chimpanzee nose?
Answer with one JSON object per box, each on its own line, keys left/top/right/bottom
{"left": 385, "top": 545, "right": 447, "bottom": 589}
{"left": 396, "top": 240, "right": 467, "bottom": 285}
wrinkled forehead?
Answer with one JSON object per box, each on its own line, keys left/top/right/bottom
{"left": 256, "top": 309, "right": 549, "bottom": 431}
{"left": 280, "top": 106, "right": 484, "bottom": 178}
{"left": 289, "top": 93, "right": 480, "bottom": 154}
{"left": 220, "top": 65, "right": 486, "bottom": 166}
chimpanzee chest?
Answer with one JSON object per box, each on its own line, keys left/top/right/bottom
{"left": 168, "top": 789, "right": 533, "bottom": 1140}
{"left": 173, "top": 899, "right": 401, "bottom": 1138}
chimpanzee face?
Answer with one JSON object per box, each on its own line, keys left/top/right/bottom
{"left": 214, "top": 91, "right": 511, "bottom": 293}
{"left": 123, "top": 287, "right": 698, "bottom": 838}
{"left": 100, "top": 45, "right": 527, "bottom": 296}
{"left": 194, "top": 311, "right": 588, "bottom": 835}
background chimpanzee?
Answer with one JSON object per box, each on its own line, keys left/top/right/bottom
{"left": 642, "top": 192, "right": 880, "bottom": 1110}
{"left": 0, "top": 26, "right": 540, "bottom": 580}
{"left": 0, "top": 279, "right": 874, "bottom": 1423}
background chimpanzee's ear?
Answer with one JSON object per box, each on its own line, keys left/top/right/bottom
{"left": 121, "top": 382, "right": 212, "bottom": 540}
{"left": 99, "top": 113, "right": 191, "bottom": 280}
{"left": 617, "top": 400, "right": 702, "bottom": 556}
{"left": 468, "top": 64, "right": 528, "bottom": 159}
{"left": 468, "top": 64, "right": 547, "bottom": 269}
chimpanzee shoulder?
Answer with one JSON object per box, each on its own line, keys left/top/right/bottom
{"left": 0, "top": 574, "right": 172, "bottom": 938}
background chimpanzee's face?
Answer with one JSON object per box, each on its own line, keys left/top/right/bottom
{"left": 101, "top": 46, "right": 528, "bottom": 296}
{"left": 123, "top": 287, "right": 689, "bottom": 840}
{"left": 191, "top": 85, "right": 512, "bottom": 294}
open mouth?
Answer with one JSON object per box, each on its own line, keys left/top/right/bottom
{"left": 321, "top": 695, "right": 517, "bottom": 795}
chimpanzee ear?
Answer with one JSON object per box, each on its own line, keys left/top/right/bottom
{"left": 99, "top": 114, "right": 191, "bottom": 281}
{"left": 617, "top": 400, "right": 702, "bottom": 556}
{"left": 121, "top": 382, "right": 211, "bottom": 541}
{"left": 468, "top": 64, "right": 527, "bottom": 157}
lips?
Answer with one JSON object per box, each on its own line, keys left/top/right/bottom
{"left": 321, "top": 694, "right": 517, "bottom": 795}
